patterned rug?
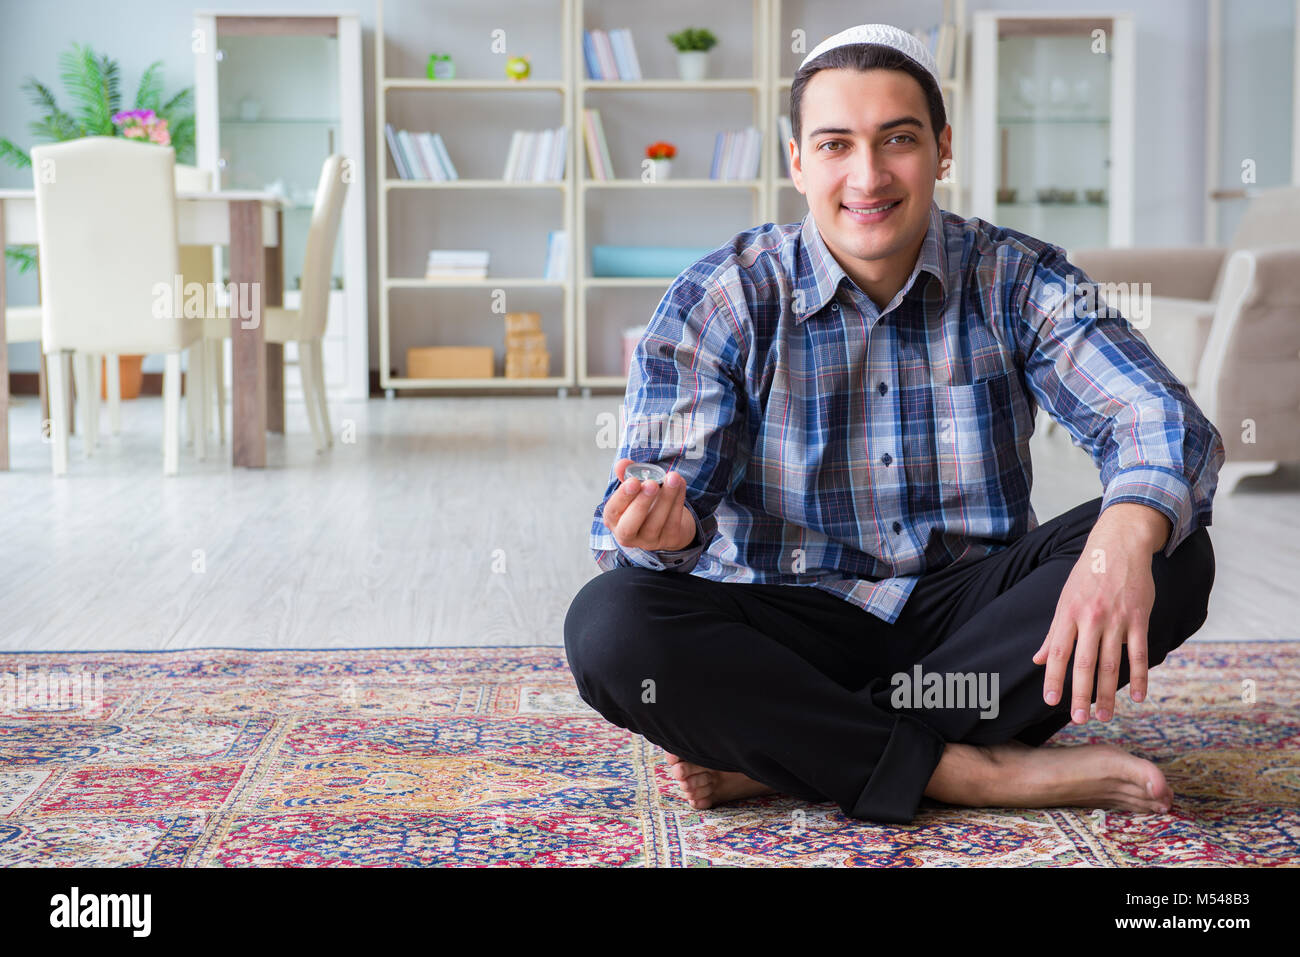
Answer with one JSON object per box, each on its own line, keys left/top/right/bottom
{"left": 0, "top": 642, "right": 1296, "bottom": 866}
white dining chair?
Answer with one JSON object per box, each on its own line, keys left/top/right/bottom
{"left": 200, "top": 154, "right": 348, "bottom": 453}
{"left": 174, "top": 163, "right": 224, "bottom": 447}
{"left": 32, "top": 136, "right": 205, "bottom": 475}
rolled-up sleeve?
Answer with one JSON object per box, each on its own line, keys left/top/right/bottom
{"left": 591, "top": 271, "right": 750, "bottom": 572}
{"left": 1013, "top": 247, "right": 1226, "bottom": 557}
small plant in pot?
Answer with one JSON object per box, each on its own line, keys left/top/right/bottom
{"left": 645, "top": 141, "right": 676, "bottom": 181}
{"left": 669, "top": 28, "right": 717, "bottom": 82}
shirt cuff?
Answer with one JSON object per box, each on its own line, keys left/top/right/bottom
{"left": 1100, "top": 465, "right": 1195, "bottom": 557}
{"left": 605, "top": 500, "right": 708, "bottom": 573}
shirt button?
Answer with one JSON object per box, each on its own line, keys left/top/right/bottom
{"left": 877, "top": 381, "right": 887, "bottom": 395}
{"left": 892, "top": 521, "right": 902, "bottom": 533}
{"left": 830, "top": 302, "right": 839, "bottom": 311}
{"left": 880, "top": 452, "right": 892, "bottom": 466}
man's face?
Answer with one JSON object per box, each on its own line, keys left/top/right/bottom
{"left": 790, "top": 68, "right": 952, "bottom": 289}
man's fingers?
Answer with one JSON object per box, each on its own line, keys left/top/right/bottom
{"left": 1094, "top": 624, "right": 1125, "bottom": 721}
{"left": 635, "top": 477, "right": 676, "bottom": 543}
{"left": 1040, "top": 613, "right": 1075, "bottom": 706}
{"left": 1070, "top": 620, "right": 1102, "bottom": 724}
{"left": 1127, "top": 617, "right": 1150, "bottom": 704}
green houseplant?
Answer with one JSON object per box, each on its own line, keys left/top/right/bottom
{"left": 668, "top": 28, "right": 718, "bottom": 82}
{"left": 0, "top": 43, "right": 195, "bottom": 274}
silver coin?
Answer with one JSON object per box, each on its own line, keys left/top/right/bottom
{"left": 625, "top": 462, "right": 666, "bottom": 484}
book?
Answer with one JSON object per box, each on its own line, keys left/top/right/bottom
{"left": 415, "top": 132, "right": 446, "bottom": 181}
{"left": 431, "top": 133, "right": 458, "bottom": 180}
{"left": 397, "top": 129, "right": 428, "bottom": 179}
{"left": 582, "top": 108, "right": 614, "bottom": 179}
{"left": 582, "top": 30, "right": 600, "bottom": 80}
{"left": 778, "top": 115, "right": 793, "bottom": 176}
{"left": 543, "top": 229, "right": 568, "bottom": 279}
{"left": 615, "top": 28, "right": 643, "bottom": 80}
{"left": 385, "top": 123, "right": 410, "bottom": 179}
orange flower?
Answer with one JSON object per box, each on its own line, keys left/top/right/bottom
{"left": 646, "top": 141, "right": 676, "bottom": 160}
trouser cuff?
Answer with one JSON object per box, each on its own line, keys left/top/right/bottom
{"left": 850, "top": 713, "right": 946, "bottom": 824}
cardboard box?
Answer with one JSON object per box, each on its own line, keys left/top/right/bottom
{"left": 505, "top": 330, "right": 547, "bottom": 352}
{"left": 504, "top": 311, "right": 541, "bottom": 334}
{"left": 407, "top": 346, "right": 494, "bottom": 379}
{"left": 505, "top": 350, "right": 550, "bottom": 378}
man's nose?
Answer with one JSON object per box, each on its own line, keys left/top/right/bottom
{"left": 846, "top": 146, "right": 892, "bottom": 194}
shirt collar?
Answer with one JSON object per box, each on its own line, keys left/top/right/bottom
{"left": 792, "top": 199, "right": 948, "bottom": 323}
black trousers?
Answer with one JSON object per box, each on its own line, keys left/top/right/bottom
{"left": 563, "top": 496, "right": 1215, "bottom": 824}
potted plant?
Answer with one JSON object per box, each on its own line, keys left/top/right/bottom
{"left": 668, "top": 28, "right": 717, "bottom": 82}
{"left": 646, "top": 141, "right": 676, "bottom": 181}
{"left": 0, "top": 44, "right": 194, "bottom": 399}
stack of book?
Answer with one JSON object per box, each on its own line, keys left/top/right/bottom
{"left": 582, "top": 28, "right": 643, "bottom": 80}
{"left": 543, "top": 230, "right": 568, "bottom": 280}
{"left": 503, "top": 127, "right": 568, "bottom": 181}
{"left": 711, "top": 126, "right": 762, "bottom": 180}
{"left": 385, "top": 123, "right": 458, "bottom": 180}
{"left": 504, "top": 311, "right": 550, "bottom": 378}
{"left": 581, "top": 108, "right": 616, "bottom": 180}
{"left": 426, "top": 250, "right": 488, "bottom": 280}
{"left": 911, "top": 22, "right": 957, "bottom": 81}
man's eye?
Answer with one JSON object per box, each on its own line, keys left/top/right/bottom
{"left": 888, "top": 134, "right": 916, "bottom": 145}
{"left": 818, "top": 141, "right": 843, "bottom": 152}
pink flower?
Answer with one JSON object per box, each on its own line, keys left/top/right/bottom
{"left": 122, "top": 126, "right": 144, "bottom": 138}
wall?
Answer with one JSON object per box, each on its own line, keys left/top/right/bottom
{"left": 1, "top": 0, "right": 1212, "bottom": 376}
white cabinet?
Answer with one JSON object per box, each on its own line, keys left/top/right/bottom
{"left": 971, "top": 12, "right": 1135, "bottom": 250}
{"left": 193, "top": 11, "right": 369, "bottom": 400}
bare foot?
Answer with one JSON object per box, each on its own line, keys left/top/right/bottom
{"left": 663, "top": 752, "right": 776, "bottom": 810}
{"left": 926, "top": 741, "right": 1173, "bottom": 814}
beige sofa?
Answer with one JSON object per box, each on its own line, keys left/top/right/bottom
{"left": 1068, "top": 186, "right": 1300, "bottom": 492}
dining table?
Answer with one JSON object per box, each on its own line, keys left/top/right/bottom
{"left": 0, "top": 188, "right": 287, "bottom": 470}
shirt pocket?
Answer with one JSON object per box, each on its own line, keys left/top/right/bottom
{"left": 934, "top": 369, "right": 1032, "bottom": 512}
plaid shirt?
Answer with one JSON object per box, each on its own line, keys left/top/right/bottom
{"left": 589, "top": 201, "right": 1225, "bottom": 623}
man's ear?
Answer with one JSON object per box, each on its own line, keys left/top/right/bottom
{"left": 789, "top": 138, "right": 805, "bottom": 194}
{"left": 936, "top": 124, "right": 954, "bottom": 181}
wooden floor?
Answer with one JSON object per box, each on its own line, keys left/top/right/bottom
{"left": 0, "top": 392, "right": 1295, "bottom": 650}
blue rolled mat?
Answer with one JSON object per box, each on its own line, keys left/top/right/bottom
{"left": 591, "top": 245, "right": 717, "bottom": 278}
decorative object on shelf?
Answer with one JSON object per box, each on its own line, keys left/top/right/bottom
{"left": 669, "top": 27, "right": 717, "bottom": 81}
{"left": 505, "top": 55, "right": 531, "bottom": 81}
{"left": 645, "top": 141, "right": 676, "bottom": 181}
{"left": 1085, "top": 188, "right": 1107, "bottom": 204}
{"left": 583, "top": 28, "right": 643, "bottom": 80}
{"left": 504, "top": 312, "right": 549, "bottom": 378}
{"left": 1036, "top": 187, "right": 1078, "bottom": 205}
{"left": 238, "top": 96, "right": 261, "bottom": 121}
{"left": 426, "top": 53, "right": 454, "bottom": 80}
{"left": 100, "top": 355, "right": 144, "bottom": 400}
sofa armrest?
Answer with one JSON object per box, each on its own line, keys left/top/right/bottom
{"left": 1066, "top": 247, "right": 1228, "bottom": 301}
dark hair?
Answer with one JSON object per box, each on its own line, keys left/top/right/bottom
{"left": 790, "top": 43, "right": 947, "bottom": 154}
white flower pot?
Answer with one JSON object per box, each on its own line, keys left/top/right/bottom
{"left": 676, "top": 51, "right": 709, "bottom": 82}
{"left": 648, "top": 158, "right": 672, "bottom": 181}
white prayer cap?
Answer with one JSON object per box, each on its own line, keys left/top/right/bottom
{"left": 798, "top": 23, "right": 941, "bottom": 92}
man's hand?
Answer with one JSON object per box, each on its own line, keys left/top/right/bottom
{"left": 1033, "top": 503, "right": 1171, "bottom": 724}
{"left": 602, "top": 458, "right": 697, "bottom": 553}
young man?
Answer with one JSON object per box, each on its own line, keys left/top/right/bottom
{"left": 563, "top": 24, "right": 1223, "bottom": 824}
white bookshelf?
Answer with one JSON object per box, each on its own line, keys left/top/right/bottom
{"left": 375, "top": 0, "right": 970, "bottom": 395}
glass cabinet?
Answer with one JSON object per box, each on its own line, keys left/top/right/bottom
{"left": 194, "top": 13, "right": 368, "bottom": 400}
{"left": 971, "top": 13, "right": 1135, "bottom": 251}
